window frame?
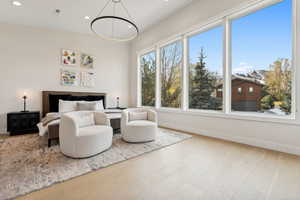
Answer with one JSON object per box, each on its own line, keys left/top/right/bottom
{"left": 137, "top": 48, "right": 156, "bottom": 108}
{"left": 228, "top": 0, "right": 296, "bottom": 118}
{"left": 186, "top": 21, "right": 225, "bottom": 113}
{"left": 138, "top": 50, "right": 157, "bottom": 107}
{"left": 159, "top": 39, "right": 184, "bottom": 110}
{"left": 136, "top": 0, "right": 297, "bottom": 123}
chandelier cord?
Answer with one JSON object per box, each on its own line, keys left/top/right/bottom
{"left": 120, "top": 1, "right": 135, "bottom": 22}
{"left": 96, "top": 0, "right": 112, "bottom": 17}
{"left": 112, "top": 1, "right": 116, "bottom": 38}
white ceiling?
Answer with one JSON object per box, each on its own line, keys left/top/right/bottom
{"left": 0, "top": 0, "right": 194, "bottom": 35}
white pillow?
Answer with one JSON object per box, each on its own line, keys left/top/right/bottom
{"left": 77, "top": 102, "right": 97, "bottom": 111}
{"left": 129, "top": 112, "right": 148, "bottom": 121}
{"left": 59, "top": 100, "right": 79, "bottom": 113}
{"left": 95, "top": 100, "right": 104, "bottom": 110}
{"left": 59, "top": 100, "right": 103, "bottom": 113}
{"left": 77, "top": 112, "right": 95, "bottom": 128}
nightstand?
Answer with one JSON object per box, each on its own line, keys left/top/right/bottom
{"left": 7, "top": 111, "right": 40, "bottom": 135}
{"left": 105, "top": 108, "right": 126, "bottom": 134}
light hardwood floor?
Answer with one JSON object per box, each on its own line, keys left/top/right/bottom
{"left": 17, "top": 132, "right": 300, "bottom": 200}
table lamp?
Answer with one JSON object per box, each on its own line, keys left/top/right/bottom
{"left": 116, "top": 97, "right": 120, "bottom": 109}
{"left": 21, "top": 92, "right": 29, "bottom": 112}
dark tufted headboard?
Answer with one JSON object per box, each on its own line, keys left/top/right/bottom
{"left": 42, "top": 91, "right": 106, "bottom": 117}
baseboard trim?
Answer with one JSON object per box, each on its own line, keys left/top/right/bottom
{"left": 159, "top": 122, "right": 300, "bottom": 156}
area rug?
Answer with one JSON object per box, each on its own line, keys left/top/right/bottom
{"left": 0, "top": 128, "right": 191, "bottom": 200}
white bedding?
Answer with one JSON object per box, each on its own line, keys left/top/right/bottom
{"left": 38, "top": 109, "right": 123, "bottom": 136}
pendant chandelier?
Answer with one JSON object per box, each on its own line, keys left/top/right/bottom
{"left": 91, "top": 0, "right": 139, "bottom": 42}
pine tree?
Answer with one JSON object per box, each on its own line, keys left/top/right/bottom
{"left": 189, "top": 48, "right": 221, "bottom": 110}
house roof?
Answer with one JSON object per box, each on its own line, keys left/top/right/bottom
{"left": 217, "top": 75, "right": 265, "bottom": 87}
{"left": 232, "top": 75, "right": 265, "bottom": 85}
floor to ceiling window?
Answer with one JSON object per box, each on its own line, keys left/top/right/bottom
{"left": 160, "top": 40, "right": 183, "bottom": 108}
{"left": 140, "top": 51, "right": 156, "bottom": 107}
{"left": 188, "top": 26, "right": 224, "bottom": 111}
{"left": 138, "top": 0, "right": 294, "bottom": 119}
{"left": 231, "top": 0, "right": 292, "bottom": 116}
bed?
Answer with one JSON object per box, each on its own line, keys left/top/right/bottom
{"left": 42, "top": 91, "right": 106, "bottom": 117}
{"left": 39, "top": 91, "right": 107, "bottom": 146}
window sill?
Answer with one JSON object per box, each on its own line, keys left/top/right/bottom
{"left": 158, "top": 107, "right": 183, "bottom": 111}
{"left": 156, "top": 108, "right": 299, "bottom": 126}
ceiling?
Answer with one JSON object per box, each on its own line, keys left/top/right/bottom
{"left": 0, "top": 0, "right": 194, "bottom": 36}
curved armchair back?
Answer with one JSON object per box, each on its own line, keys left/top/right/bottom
{"left": 121, "top": 108, "right": 158, "bottom": 143}
{"left": 60, "top": 112, "right": 80, "bottom": 156}
{"left": 59, "top": 111, "right": 112, "bottom": 158}
{"left": 121, "top": 108, "right": 157, "bottom": 126}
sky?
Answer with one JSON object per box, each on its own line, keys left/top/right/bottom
{"left": 189, "top": 0, "right": 292, "bottom": 75}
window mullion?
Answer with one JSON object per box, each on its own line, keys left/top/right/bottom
{"left": 155, "top": 46, "right": 161, "bottom": 109}
{"left": 137, "top": 54, "right": 141, "bottom": 107}
{"left": 292, "top": 0, "right": 297, "bottom": 118}
{"left": 182, "top": 35, "right": 188, "bottom": 111}
{"left": 224, "top": 17, "right": 232, "bottom": 114}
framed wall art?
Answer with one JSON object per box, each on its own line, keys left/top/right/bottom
{"left": 61, "top": 49, "right": 77, "bottom": 66}
{"left": 81, "top": 71, "right": 95, "bottom": 88}
{"left": 80, "top": 53, "right": 94, "bottom": 69}
{"left": 61, "top": 69, "right": 80, "bottom": 86}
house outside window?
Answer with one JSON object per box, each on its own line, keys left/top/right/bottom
{"left": 237, "top": 87, "right": 243, "bottom": 95}
{"left": 249, "top": 87, "right": 254, "bottom": 95}
{"left": 231, "top": 0, "right": 292, "bottom": 115}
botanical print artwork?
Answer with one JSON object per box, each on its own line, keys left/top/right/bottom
{"left": 81, "top": 71, "right": 95, "bottom": 88}
{"left": 59, "top": 50, "right": 95, "bottom": 87}
{"left": 61, "top": 69, "right": 80, "bottom": 86}
{"left": 81, "top": 53, "right": 94, "bottom": 69}
{"left": 61, "top": 49, "right": 77, "bottom": 66}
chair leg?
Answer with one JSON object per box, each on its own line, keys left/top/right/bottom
{"left": 48, "top": 139, "right": 51, "bottom": 147}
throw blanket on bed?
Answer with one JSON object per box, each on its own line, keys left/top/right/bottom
{"left": 41, "top": 114, "right": 61, "bottom": 126}
{"left": 38, "top": 113, "right": 61, "bottom": 136}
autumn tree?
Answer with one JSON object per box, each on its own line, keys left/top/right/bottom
{"left": 160, "top": 42, "right": 182, "bottom": 108}
{"left": 141, "top": 53, "right": 156, "bottom": 106}
{"left": 262, "top": 58, "right": 292, "bottom": 113}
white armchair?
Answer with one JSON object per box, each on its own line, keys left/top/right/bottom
{"left": 59, "top": 111, "right": 113, "bottom": 158}
{"left": 121, "top": 108, "right": 158, "bottom": 143}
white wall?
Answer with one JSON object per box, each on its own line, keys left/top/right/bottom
{"left": 130, "top": 0, "right": 300, "bottom": 155}
{"left": 0, "top": 23, "right": 130, "bottom": 133}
